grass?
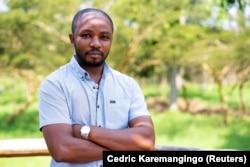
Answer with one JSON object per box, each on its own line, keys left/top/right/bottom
{"left": 0, "top": 157, "right": 50, "bottom": 167}
{"left": 178, "top": 82, "right": 250, "bottom": 109}
{"left": 0, "top": 77, "right": 250, "bottom": 166}
{"left": 152, "top": 111, "right": 250, "bottom": 150}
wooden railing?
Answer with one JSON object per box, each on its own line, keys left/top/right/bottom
{"left": 0, "top": 138, "right": 205, "bottom": 157}
{"left": 0, "top": 138, "right": 49, "bottom": 157}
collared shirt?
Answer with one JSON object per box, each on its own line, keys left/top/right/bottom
{"left": 39, "top": 56, "right": 150, "bottom": 167}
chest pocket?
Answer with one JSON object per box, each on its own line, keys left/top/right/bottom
{"left": 106, "top": 98, "right": 130, "bottom": 129}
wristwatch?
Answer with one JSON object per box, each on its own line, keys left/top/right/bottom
{"left": 80, "top": 126, "right": 90, "bottom": 139}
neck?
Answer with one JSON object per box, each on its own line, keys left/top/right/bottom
{"left": 83, "top": 66, "right": 103, "bottom": 84}
{"left": 75, "top": 55, "right": 104, "bottom": 83}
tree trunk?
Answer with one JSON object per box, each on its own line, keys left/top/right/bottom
{"left": 217, "top": 80, "right": 228, "bottom": 125}
{"left": 202, "top": 64, "right": 229, "bottom": 125}
{"left": 237, "top": 66, "right": 250, "bottom": 115}
{"left": 239, "top": 81, "right": 247, "bottom": 115}
{"left": 169, "top": 66, "right": 179, "bottom": 110}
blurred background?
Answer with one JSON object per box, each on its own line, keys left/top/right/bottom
{"left": 0, "top": 0, "right": 249, "bottom": 166}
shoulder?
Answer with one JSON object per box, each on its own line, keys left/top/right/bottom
{"left": 105, "top": 65, "right": 141, "bottom": 90}
{"left": 108, "top": 66, "right": 137, "bottom": 83}
{"left": 40, "top": 64, "right": 71, "bottom": 90}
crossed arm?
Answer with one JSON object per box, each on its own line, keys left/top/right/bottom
{"left": 42, "top": 115, "right": 155, "bottom": 163}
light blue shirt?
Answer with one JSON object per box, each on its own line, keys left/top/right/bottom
{"left": 39, "top": 56, "right": 150, "bottom": 167}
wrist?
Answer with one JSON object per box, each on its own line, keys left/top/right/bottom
{"left": 80, "top": 125, "right": 90, "bottom": 139}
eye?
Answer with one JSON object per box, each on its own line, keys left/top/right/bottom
{"left": 100, "top": 35, "right": 111, "bottom": 41}
{"left": 81, "top": 34, "right": 91, "bottom": 38}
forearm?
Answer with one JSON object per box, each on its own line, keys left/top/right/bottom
{"left": 89, "top": 125, "right": 155, "bottom": 151}
{"left": 55, "top": 137, "right": 109, "bottom": 162}
{"left": 58, "top": 139, "right": 108, "bottom": 163}
{"left": 42, "top": 124, "right": 109, "bottom": 163}
{"left": 73, "top": 116, "right": 155, "bottom": 151}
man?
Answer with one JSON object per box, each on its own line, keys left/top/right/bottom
{"left": 39, "top": 8, "right": 155, "bottom": 167}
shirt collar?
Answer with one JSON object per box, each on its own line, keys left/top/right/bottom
{"left": 69, "top": 55, "right": 110, "bottom": 81}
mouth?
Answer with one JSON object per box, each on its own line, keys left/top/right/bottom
{"left": 87, "top": 51, "right": 103, "bottom": 58}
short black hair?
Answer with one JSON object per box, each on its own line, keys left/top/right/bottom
{"left": 71, "top": 8, "right": 114, "bottom": 34}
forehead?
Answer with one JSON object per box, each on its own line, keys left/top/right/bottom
{"left": 76, "top": 12, "right": 112, "bottom": 32}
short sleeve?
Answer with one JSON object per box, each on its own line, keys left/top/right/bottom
{"left": 129, "top": 78, "right": 150, "bottom": 121}
{"left": 39, "top": 78, "right": 71, "bottom": 130}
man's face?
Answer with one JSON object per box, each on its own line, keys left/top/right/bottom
{"left": 70, "top": 12, "right": 113, "bottom": 67}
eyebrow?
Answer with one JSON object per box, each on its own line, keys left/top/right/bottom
{"left": 79, "top": 28, "right": 112, "bottom": 35}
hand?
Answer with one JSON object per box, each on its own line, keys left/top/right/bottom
{"left": 72, "top": 124, "right": 82, "bottom": 138}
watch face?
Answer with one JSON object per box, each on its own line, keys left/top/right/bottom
{"left": 81, "top": 126, "right": 90, "bottom": 139}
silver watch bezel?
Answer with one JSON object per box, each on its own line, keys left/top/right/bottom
{"left": 80, "top": 126, "right": 90, "bottom": 139}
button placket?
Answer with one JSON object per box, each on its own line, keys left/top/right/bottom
{"left": 96, "top": 88, "right": 103, "bottom": 128}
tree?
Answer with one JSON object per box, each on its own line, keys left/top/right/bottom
{"left": 108, "top": 0, "right": 213, "bottom": 110}
{"left": 0, "top": 0, "right": 84, "bottom": 74}
{"left": 0, "top": 0, "right": 83, "bottom": 122}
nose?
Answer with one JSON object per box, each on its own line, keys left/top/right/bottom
{"left": 90, "top": 36, "right": 101, "bottom": 48}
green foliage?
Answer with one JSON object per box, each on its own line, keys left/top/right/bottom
{"left": 0, "top": 0, "right": 249, "bottom": 86}
{"left": 0, "top": 76, "right": 27, "bottom": 104}
{"left": 0, "top": 107, "right": 42, "bottom": 139}
{"left": 0, "top": 0, "right": 83, "bottom": 74}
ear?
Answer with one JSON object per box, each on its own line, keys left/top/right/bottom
{"left": 69, "top": 34, "right": 74, "bottom": 46}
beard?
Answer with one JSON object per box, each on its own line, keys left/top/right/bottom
{"left": 74, "top": 47, "right": 109, "bottom": 67}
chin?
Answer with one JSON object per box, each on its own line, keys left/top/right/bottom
{"left": 86, "top": 61, "right": 104, "bottom": 67}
